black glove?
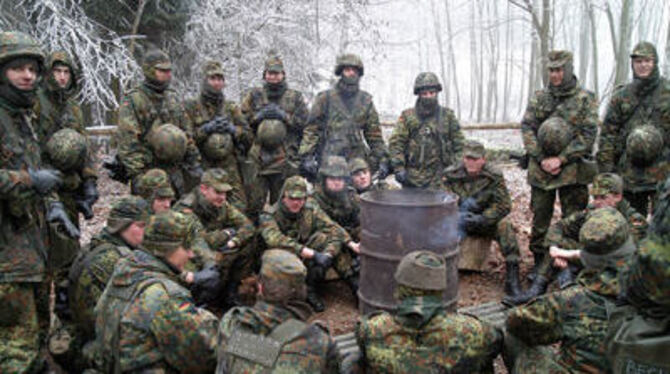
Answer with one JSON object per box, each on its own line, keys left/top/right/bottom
{"left": 459, "top": 197, "right": 480, "bottom": 214}
{"left": 185, "top": 165, "right": 204, "bottom": 181}
{"left": 103, "top": 154, "right": 129, "bottom": 183}
{"left": 47, "top": 202, "right": 80, "bottom": 239}
{"left": 394, "top": 169, "right": 408, "bottom": 185}
{"left": 313, "top": 252, "right": 333, "bottom": 268}
{"left": 76, "top": 179, "right": 99, "bottom": 220}
{"left": 191, "top": 266, "right": 222, "bottom": 305}
{"left": 300, "top": 156, "right": 319, "bottom": 179}
{"left": 264, "top": 104, "right": 288, "bottom": 122}
{"left": 461, "top": 212, "right": 486, "bottom": 234}
{"left": 377, "top": 161, "right": 391, "bottom": 180}
{"left": 200, "top": 118, "right": 226, "bottom": 135}
{"left": 223, "top": 121, "right": 237, "bottom": 135}
{"left": 29, "top": 168, "right": 63, "bottom": 195}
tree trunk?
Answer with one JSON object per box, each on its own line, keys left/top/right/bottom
{"left": 665, "top": 1, "right": 670, "bottom": 76}
{"left": 578, "top": 0, "right": 590, "bottom": 83}
{"left": 614, "top": 0, "right": 633, "bottom": 86}
{"left": 587, "top": 0, "right": 599, "bottom": 97}
{"left": 502, "top": 1, "right": 512, "bottom": 121}
{"left": 444, "top": 0, "right": 461, "bottom": 115}
{"left": 430, "top": 0, "right": 449, "bottom": 108}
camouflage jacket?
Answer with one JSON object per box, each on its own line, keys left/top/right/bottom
{"left": 299, "top": 85, "right": 389, "bottom": 168}
{"left": 259, "top": 199, "right": 345, "bottom": 256}
{"left": 216, "top": 300, "right": 339, "bottom": 373}
{"left": 114, "top": 83, "right": 201, "bottom": 179}
{"left": 521, "top": 80, "right": 599, "bottom": 189}
{"left": 94, "top": 250, "right": 218, "bottom": 374}
{"left": 506, "top": 264, "right": 627, "bottom": 373}
{"left": 240, "top": 85, "right": 309, "bottom": 163}
{"left": 68, "top": 228, "right": 134, "bottom": 340}
{"left": 622, "top": 233, "right": 670, "bottom": 317}
{"left": 389, "top": 105, "right": 464, "bottom": 188}
{"left": 545, "top": 199, "right": 648, "bottom": 248}
{"left": 356, "top": 300, "right": 502, "bottom": 373}
{"left": 0, "top": 96, "right": 51, "bottom": 282}
{"left": 442, "top": 162, "right": 511, "bottom": 231}
{"left": 312, "top": 185, "right": 360, "bottom": 241}
{"left": 184, "top": 93, "right": 253, "bottom": 168}
{"left": 355, "top": 179, "right": 389, "bottom": 195}
{"left": 597, "top": 78, "right": 670, "bottom": 192}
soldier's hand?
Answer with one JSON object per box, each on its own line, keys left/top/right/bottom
{"left": 347, "top": 241, "right": 361, "bottom": 254}
{"left": 394, "top": 169, "right": 408, "bottom": 185}
{"left": 76, "top": 179, "right": 99, "bottom": 219}
{"left": 76, "top": 200, "right": 94, "bottom": 220}
{"left": 47, "top": 202, "right": 81, "bottom": 239}
{"left": 223, "top": 121, "right": 237, "bottom": 135}
{"left": 300, "top": 246, "right": 315, "bottom": 259}
{"left": 265, "top": 104, "right": 288, "bottom": 122}
{"left": 300, "top": 156, "right": 319, "bottom": 179}
{"left": 200, "top": 119, "right": 226, "bottom": 135}
{"left": 313, "top": 252, "right": 333, "bottom": 268}
{"left": 222, "top": 228, "right": 237, "bottom": 241}
{"left": 191, "top": 266, "right": 222, "bottom": 305}
{"left": 377, "top": 161, "right": 391, "bottom": 180}
{"left": 29, "top": 168, "right": 63, "bottom": 195}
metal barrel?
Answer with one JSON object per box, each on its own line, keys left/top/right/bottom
{"left": 358, "top": 188, "right": 459, "bottom": 314}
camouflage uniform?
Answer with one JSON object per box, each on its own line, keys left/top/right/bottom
{"left": 131, "top": 168, "right": 175, "bottom": 212}
{"left": 597, "top": 42, "right": 670, "bottom": 215}
{"left": 216, "top": 249, "right": 339, "bottom": 373}
{"left": 389, "top": 72, "right": 465, "bottom": 188}
{"left": 299, "top": 54, "right": 389, "bottom": 172}
{"left": 114, "top": 49, "right": 202, "bottom": 198}
{"left": 353, "top": 251, "right": 502, "bottom": 373}
{"left": 349, "top": 157, "right": 389, "bottom": 194}
{"left": 94, "top": 210, "right": 218, "bottom": 373}
{"left": 505, "top": 207, "right": 636, "bottom": 373}
{"left": 184, "top": 60, "right": 253, "bottom": 212}
{"left": 521, "top": 51, "right": 598, "bottom": 277}
{"left": 442, "top": 140, "right": 522, "bottom": 296}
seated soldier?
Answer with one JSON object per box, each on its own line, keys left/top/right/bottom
{"left": 505, "top": 207, "right": 637, "bottom": 373}
{"left": 259, "top": 175, "right": 348, "bottom": 312}
{"left": 350, "top": 250, "right": 502, "bottom": 373}
{"left": 349, "top": 157, "right": 388, "bottom": 194}
{"left": 216, "top": 249, "right": 338, "bottom": 373}
{"left": 94, "top": 210, "right": 219, "bottom": 373}
{"left": 132, "top": 168, "right": 176, "bottom": 214}
{"left": 312, "top": 156, "right": 362, "bottom": 295}
{"left": 442, "top": 139, "right": 522, "bottom": 297}
{"left": 174, "top": 168, "right": 256, "bottom": 309}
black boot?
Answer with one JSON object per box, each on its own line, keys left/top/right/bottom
{"left": 556, "top": 263, "right": 579, "bottom": 289}
{"left": 345, "top": 276, "right": 359, "bottom": 297}
{"left": 503, "top": 275, "right": 550, "bottom": 306}
{"left": 504, "top": 262, "right": 522, "bottom": 298}
{"left": 527, "top": 252, "right": 544, "bottom": 283}
{"left": 222, "top": 280, "right": 241, "bottom": 311}
{"left": 306, "top": 288, "right": 325, "bottom": 312}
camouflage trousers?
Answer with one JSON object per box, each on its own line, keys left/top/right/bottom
{"left": 624, "top": 190, "right": 655, "bottom": 217}
{"left": 469, "top": 216, "right": 521, "bottom": 264}
{"left": 530, "top": 185, "right": 588, "bottom": 276}
{"left": 304, "top": 233, "right": 356, "bottom": 285}
{"left": 216, "top": 242, "right": 256, "bottom": 285}
{"left": 246, "top": 172, "right": 286, "bottom": 222}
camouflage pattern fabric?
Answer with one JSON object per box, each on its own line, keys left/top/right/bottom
{"left": 132, "top": 168, "right": 175, "bottom": 204}
{"left": 442, "top": 162, "right": 521, "bottom": 263}
{"left": 389, "top": 105, "right": 464, "bottom": 188}
{"left": 590, "top": 172, "right": 624, "bottom": 196}
{"left": 0, "top": 283, "right": 41, "bottom": 374}
{"left": 312, "top": 184, "right": 361, "bottom": 241}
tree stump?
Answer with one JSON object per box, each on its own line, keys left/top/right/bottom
{"left": 458, "top": 236, "right": 492, "bottom": 272}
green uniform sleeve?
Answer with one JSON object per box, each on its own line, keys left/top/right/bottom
{"left": 311, "top": 204, "right": 346, "bottom": 256}
{"left": 597, "top": 93, "right": 626, "bottom": 172}
{"left": 446, "top": 110, "right": 464, "bottom": 162}
{"left": 557, "top": 91, "right": 598, "bottom": 165}
{"left": 545, "top": 211, "right": 587, "bottom": 249}
{"left": 259, "top": 212, "right": 304, "bottom": 255}
{"left": 363, "top": 100, "right": 389, "bottom": 163}
{"left": 226, "top": 204, "right": 255, "bottom": 247}
{"left": 239, "top": 91, "right": 257, "bottom": 128}
{"left": 521, "top": 93, "right": 543, "bottom": 160}
{"left": 115, "top": 93, "right": 152, "bottom": 178}
{"left": 506, "top": 292, "right": 565, "bottom": 346}
{"left": 68, "top": 102, "right": 98, "bottom": 180}
{"left": 227, "top": 102, "right": 253, "bottom": 152}
{"left": 388, "top": 112, "right": 410, "bottom": 172}
{"left": 299, "top": 92, "right": 328, "bottom": 157}
{"left": 0, "top": 170, "right": 32, "bottom": 197}
{"left": 481, "top": 177, "right": 511, "bottom": 226}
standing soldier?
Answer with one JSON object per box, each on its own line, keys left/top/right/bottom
{"left": 298, "top": 53, "right": 390, "bottom": 180}
{"left": 240, "top": 55, "right": 309, "bottom": 217}
{"left": 389, "top": 72, "right": 465, "bottom": 189}
{"left": 520, "top": 51, "right": 598, "bottom": 284}
{"left": 597, "top": 41, "right": 670, "bottom": 216}
{"left": 114, "top": 49, "right": 203, "bottom": 197}
{"left": 0, "top": 31, "right": 74, "bottom": 373}
{"left": 349, "top": 157, "right": 389, "bottom": 194}
{"left": 442, "top": 140, "right": 522, "bottom": 298}
{"left": 185, "top": 60, "right": 253, "bottom": 212}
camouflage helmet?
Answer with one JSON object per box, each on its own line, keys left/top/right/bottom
{"left": 626, "top": 125, "right": 663, "bottom": 166}
{"left": 630, "top": 41, "right": 658, "bottom": 60}
{"left": 46, "top": 128, "right": 88, "bottom": 172}
{"left": 538, "top": 117, "right": 573, "bottom": 156}
{"left": 132, "top": 168, "right": 175, "bottom": 201}
{"left": 579, "top": 207, "right": 636, "bottom": 269}
{"left": 0, "top": 31, "right": 45, "bottom": 71}
{"left": 142, "top": 49, "right": 171, "bottom": 80}
{"left": 107, "top": 196, "right": 150, "bottom": 234}
{"left": 143, "top": 210, "right": 196, "bottom": 257}
{"left": 263, "top": 55, "right": 284, "bottom": 76}
{"left": 148, "top": 124, "right": 187, "bottom": 163}
{"left": 46, "top": 50, "right": 77, "bottom": 90}
{"left": 335, "top": 53, "right": 364, "bottom": 76}
{"left": 349, "top": 157, "right": 370, "bottom": 174}
{"left": 259, "top": 249, "right": 307, "bottom": 302}
{"left": 202, "top": 133, "right": 233, "bottom": 161}
{"left": 201, "top": 168, "right": 233, "bottom": 192}
{"left": 319, "top": 155, "right": 349, "bottom": 178}
{"left": 590, "top": 173, "right": 624, "bottom": 196}
{"left": 257, "top": 119, "right": 286, "bottom": 149}
{"left": 413, "top": 72, "right": 442, "bottom": 95}
{"left": 202, "top": 60, "right": 224, "bottom": 78}
{"left": 395, "top": 250, "right": 447, "bottom": 291}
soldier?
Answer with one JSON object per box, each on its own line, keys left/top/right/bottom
{"left": 132, "top": 168, "right": 175, "bottom": 214}
{"left": 174, "top": 168, "right": 256, "bottom": 308}
{"left": 216, "top": 249, "right": 339, "bottom": 373}
{"left": 520, "top": 50, "right": 599, "bottom": 284}
{"left": 259, "top": 175, "right": 348, "bottom": 312}
{"left": 442, "top": 140, "right": 522, "bottom": 298}
{"left": 597, "top": 41, "right": 670, "bottom": 216}
{"left": 57, "top": 196, "right": 149, "bottom": 373}
{"left": 298, "top": 53, "right": 390, "bottom": 180}
{"left": 0, "top": 31, "right": 75, "bottom": 373}
{"left": 505, "top": 207, "right": 636, "bottom": 373}
{"left": 114, "top": 49, "right": 203, "bottom": 197}
{"left": 185, "top": 60, "right": 253, "bottom": 212}
{"left": 351, "top": 250, "right": 502, "bottom": 372}
{"left": 94, "top": 210, "right": 219, "bottom": 373}
{"left": 389, "top": 72, "right": 465, "bottom": 189}
{"left": 349, "top": 157, "right": 389, "bottom": 194}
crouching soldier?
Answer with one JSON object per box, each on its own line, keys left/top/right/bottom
{"left": 216, "top": 249, "right": 339, "bottom": 373}
{"left": 132, "top": 168, "right": 176, "bottom": 214}
{"left": 259, "top": 175, "right": 349, "bottom": 312}
{"left": 442, "top": 140, "right": 522, "bottom": 298}
{"left": 349, "top": 157, "right": 389, "bottom": 195}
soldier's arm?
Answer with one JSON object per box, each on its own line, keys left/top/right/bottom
{"left": 363, "top": 100, "right": 389, "bottom": 164}
{"left": 178, "top": 103, "right": 203, "bottom": 171}
{"left": 597, "top": 94, "right": 626, "bottom": 172}
{"left": 312, "top": 203, "right": 346, "bottom": 256}
{"left": 229, "top": 103, "right": 254, "bottom": 151}
{"left": 184, "top": 214, "right": 218, "bottom": 269}
{"left": 505, "top": 290, "right": 567, "bottom": 346}
{"left": 388, "top": 112, "right": 410, "bottom": 172}
{"left": 259, "top": 212, "right": 304, "bottom": 255}
{"left": 544, "top": 211, "right": 586, "bottom": 249}
{"left": 115, "top": 93, "right": 151, "bottom": 178}
{"left": 226, "top": 204, "right": 255, "bottom": 247}
{"left": 557, "top": 91, "right": 599, "bottom": 165}
{"left": 239, "top": 90, "right": 257, "bottom": 129}
{"left": 299, "top": 92, "right": 327, "bottom": 158}
{"left": 481, "top": 177, "right": 511, "bottom": 225}
{"left": 447, "top": 110, "right": 465, "bottom": 162}
{"left": 0, "top": 170, "right": 33, "bottom": 197}
{"left": 520, "top": 94, "right": 543, "bottom": 160}
{"left": 290, "top": 91, "right": 309, "bottom": 134}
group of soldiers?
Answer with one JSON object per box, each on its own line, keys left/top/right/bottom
{"left": 0, "top": 26, "right": 668, "bottom": 373}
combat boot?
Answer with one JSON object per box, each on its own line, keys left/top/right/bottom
{"left": 503, "top": 275, "right": 550, "bottom": 306}
{"left": 556, "top": 263, "right": 579, "bottom": 289}
{"left": 504, "top": 262, "right": 522, "bottom": 298}
{"left": 345, "top": 276, "right": 359, "bottom": 297}
{"left": 527, "top": 252, "right": 544, "bottom": 283}
{"left": 222, "top": 280, "right": 241, "bottom": 311}
{"left": 307, "top": 288, "right": 325, "bottom": 312}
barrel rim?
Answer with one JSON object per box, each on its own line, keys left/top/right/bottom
{"left": 360, "top": 188, "right": 458, "bottom": 207}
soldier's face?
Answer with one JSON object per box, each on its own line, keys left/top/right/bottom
{"left": 325, "top": 177, "right": 345, "bottom": 193}
{"left": 200, "top": 184, "right": 227, "bottom": 208}
{"left": 342, "top": 66, "right": 359, "bottom": 78}
{"left": 591, "top": 193, "right": 622, "bottom": 209}
{"left": 264, "top": 71, "right": 284, "bottom": 84}
{"left": 152, "top": 197, "right": 172, "bottom": 214}
{"left": 154, "top": 68, "right": 172, "bottom": 83}
{"left": 166, "top": 245, "right": 194, "bottom": 271}
{"left": 52, "top": 64, "right": 71, "bottom": 88}
{"left": 120, "top": 221, "right": 146, "bottom": 247}
{"left": 5, "top": 61, "right": 38, "bottom": 90}
{"left": 207, "top": 75, "right": 225, "bottom": 91}
{"left": 549, "top": 67, "right": 564, "bottom": 86}
{"left": 464, "top": 156, "right": 486, "bottom": 175}
{"left": 282, "top": 195, "right": 306, "bottom": 213}
{"left": 419, "top": 90, "right": 438, "bottom": 99}
{"left": 632, "top": 57, "right": 655, "bottom": 78}
{"left": 352, "top": 169, "right": 371, "bottom": 190}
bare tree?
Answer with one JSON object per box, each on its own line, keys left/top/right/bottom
{"left": 509, "top": 0, "right": 552, "bottom": 86}
{"left": 443, "top": 0, "right": 460, "bottom": 115}
{"left": 586, "top": 0, "right": 599, "bottom": 98}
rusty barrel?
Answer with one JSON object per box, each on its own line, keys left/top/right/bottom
{"left": 358, "top": 189, "right": 459, "bottom": 314}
